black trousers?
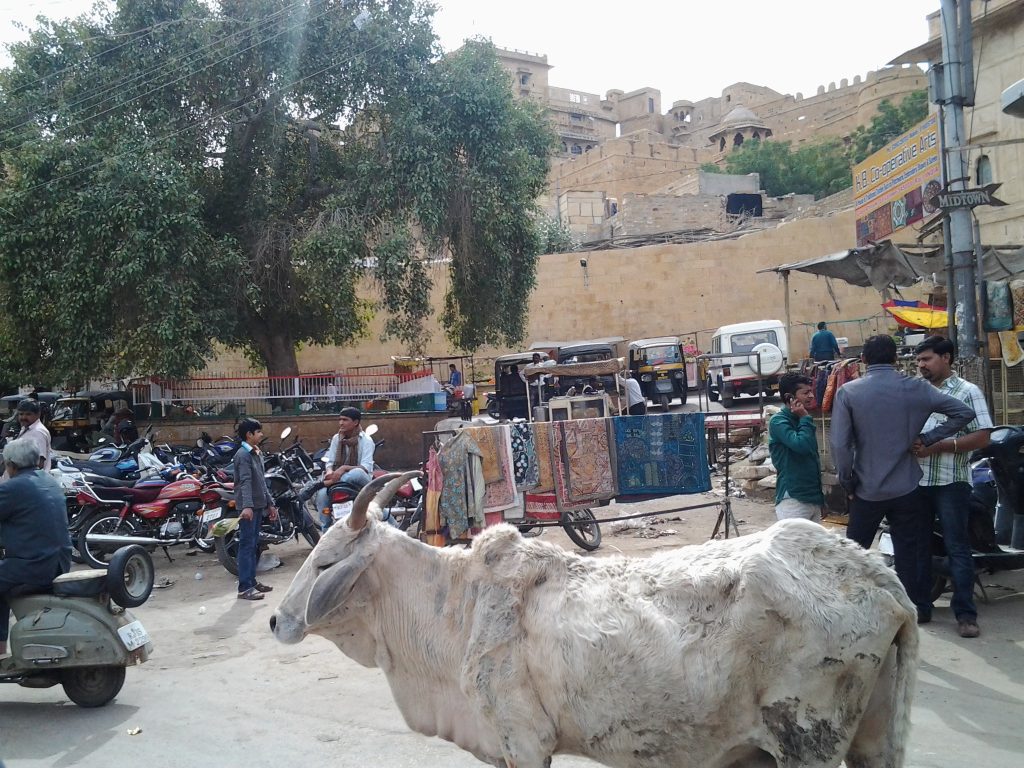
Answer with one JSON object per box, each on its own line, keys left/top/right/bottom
{"left": 846, "top": 489, "right": 931, "bottom": 616}
{"left": 627, "top": 402, "right": 647, "bottom": 416}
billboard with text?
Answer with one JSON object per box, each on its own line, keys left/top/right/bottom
{"left": 853, "top": 114, "right": 941, "bottom": 246}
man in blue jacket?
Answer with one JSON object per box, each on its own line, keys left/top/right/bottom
{"left": 0, "top": 439, "right": 72, "bottom": 655}
{"left": 830, "top": 335, "right": 975, "bottom": 623}
{"left": 809, "top": 321, "right": 841, "bottom": 362}
{"left": 232, "top": 418, "right": 279, "bottom": 601}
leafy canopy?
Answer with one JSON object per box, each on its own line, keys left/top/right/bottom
{"left": 0, "top": 0, "right": 555, "bottom": 381}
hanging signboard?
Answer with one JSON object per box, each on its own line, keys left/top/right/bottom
{"left": 930, "top": 182, "right": 1008, "bottom": 210}
{"left": 853, "top": 114, "right": 942, "bottom": 247}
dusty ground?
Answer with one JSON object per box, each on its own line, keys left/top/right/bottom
{"left": 2, "top": 492, "right": 1023, "bottom": 767}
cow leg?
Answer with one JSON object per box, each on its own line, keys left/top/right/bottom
{"left": 845, "top": 641, "right": 904, "bottom": 768}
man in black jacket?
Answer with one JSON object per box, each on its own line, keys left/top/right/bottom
{"left": 232, "top": 418, "right": 279, "bottom": 601}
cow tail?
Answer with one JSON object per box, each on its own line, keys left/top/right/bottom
{"left": 889, "top": 617, "right": 919, "bottom": 766}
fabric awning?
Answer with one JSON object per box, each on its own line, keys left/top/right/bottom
{"left": 883, "top": 302, "right": 948, "bottom": 330}
{"left": 760, "top": 241, "right": 1024, "bottom": 295}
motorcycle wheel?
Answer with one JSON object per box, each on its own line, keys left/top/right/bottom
{"left": 561, "top": 508, "right": 602, "bottom": 551}
{"left": 78, "top": 512, "right": 140, "bottom": 570}
{"left": 215, "top": 529, "right": 240, "bottom": 576}
{"left": 61, "top": 666, "right": 126, "bottom": 708}
{"left": 105, "top": 545, "right": 155, "bottom": 608}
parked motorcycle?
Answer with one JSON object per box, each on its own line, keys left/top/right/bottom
{"left": 1, "top": 544, "right": 155, "bottom": 707}
{"left": 75, "top": 472, "right": 216, "bottom": 568}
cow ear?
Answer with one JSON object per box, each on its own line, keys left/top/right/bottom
{"left": 305, "top": 555, "right": 369, "bottom": 626}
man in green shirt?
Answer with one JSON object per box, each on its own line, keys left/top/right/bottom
{"left": 769, "top": 372, "right": 824, "bottom": 522}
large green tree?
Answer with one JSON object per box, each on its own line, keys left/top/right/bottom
{"left": 0, "top": 0, "right": 554, "bottom": 382}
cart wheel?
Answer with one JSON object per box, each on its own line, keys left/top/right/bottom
{"left": 659, "top": 394, "right": 671, "bottom": 411}
{"left": 562, "top": 508, "right": 601, "bottom": 551}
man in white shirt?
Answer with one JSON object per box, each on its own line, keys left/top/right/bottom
{"left": 616, "top": 373, "right": 647, "bottom": 416}
{"left": 14, "top": 399, "right": 51, "bottom": 471}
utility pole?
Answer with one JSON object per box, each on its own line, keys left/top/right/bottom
{"left": 935, "top": 0, "right": 980, "bottom": 376}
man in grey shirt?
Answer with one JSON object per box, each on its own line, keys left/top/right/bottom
{"left": 830, "top": 335, "right": 975, "bottom": 622}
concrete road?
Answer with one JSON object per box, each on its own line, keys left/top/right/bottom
{"left": 2, "top": 519, "right": 1022, "bottom": 767}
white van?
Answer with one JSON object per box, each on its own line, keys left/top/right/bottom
{"left": 707, "top": 320, "right": 788, "bottom": 405}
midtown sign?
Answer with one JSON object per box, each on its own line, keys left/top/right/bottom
{"left": 929, "top": 183, "right": 1008, "bottom": 210}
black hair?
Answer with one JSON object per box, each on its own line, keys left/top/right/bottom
{"left": 339, "top": 406, "right": 362, "bottom": 422}
{"left": 16, "top": 398, "right": 40, "bottom": 414}
{"left": 448, "top": 363, "right": 457, "bottom": 369}
{"left": 914, "top": 334, "right": 955, "bottom": 361}
{"left": 862, "top": 334, "right": 898, "bottom": 365}
{"left": 236, "top": 417, "right": 262, "bottom": 442}
{"left": 778, "top": 372, "right": 813, "bottom": 403}
{"left": 817, "top": 321, "right": 827, "bottom": 330}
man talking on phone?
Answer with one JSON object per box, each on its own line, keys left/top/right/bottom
{"left": 768, "top": 372, "right": 824, "bottom": 522}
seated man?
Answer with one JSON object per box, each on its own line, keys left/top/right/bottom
{"left": 314, "top": 407, "right": 376, "bottom": 529}
{"left": 0, "top": 439, "right": 73, "bottom": 656}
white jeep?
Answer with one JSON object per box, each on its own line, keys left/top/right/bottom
{"left": 707, "top": 320, "right": 787, "bottom": 406}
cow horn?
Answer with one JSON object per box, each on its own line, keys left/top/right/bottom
{"left": 348, "top": 473, "right": 400, "bottom": 530}
{"left": 372, "top": 470, "right": 423, "bottom": 512}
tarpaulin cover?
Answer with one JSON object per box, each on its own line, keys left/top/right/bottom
{"left": 882, "top": 301, "right": 948, "bottom": 329}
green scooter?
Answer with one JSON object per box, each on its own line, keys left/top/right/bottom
{"left": 1, "top": 544, "right": 155, "bottom": 707}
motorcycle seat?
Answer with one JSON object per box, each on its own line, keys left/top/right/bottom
{"left": 73, "top": 461, "right": 131, "bottom": 479}
{"left": 91, "top": 485, "right": 163, "bottom": 504}
{"left": 85, "top": 475, "right": 135, "bottom": 488}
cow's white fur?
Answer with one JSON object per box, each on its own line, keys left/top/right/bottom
{"left": 273, "top": 481, "right": 918, "bottom": 768}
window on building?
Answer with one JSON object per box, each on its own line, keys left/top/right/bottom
{"left": 570, "top": 113, "right": 584, "bottom": 123}
{"left": 752, "top": 131, "right": 760, "bottom": 141}
{"left": 719, "top": 136, "right": 726, "bottom": 151}
{"left": 569, "top": 92, "right": 581, "bottom": 103}
{"left": 977, "top": 155, "right": 993, "bottom": 185}
{"left": 683, "top": 113, "right": 691, "bottom": 123}
{"left": 520, "top": 73, "right": 531, "bottom": 86}
{"left": 647, "top": 97, "right": 655, "bottom": 113}
{"left": 571, "top": 144, "right": 583, "bottom": 155}
{"left": 734, "top": 133, "right": 744, "bottom": 148}
{"left": 585, "top": 144, "right": 593, "bottom": 152}
{"left": 561, "top": 141, "right": 568, "bottom": 153}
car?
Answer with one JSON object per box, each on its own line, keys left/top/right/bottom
{"left": 706, "top": 320, "right": 787, "bottom": 406}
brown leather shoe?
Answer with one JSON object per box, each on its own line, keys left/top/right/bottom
{"left": 957, "top": 620, "right": 980, "bottom": 638}
{"left": 255, "top": 582, "right": 274, "bottom": 593}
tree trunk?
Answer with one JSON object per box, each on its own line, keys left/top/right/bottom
{"left": 253, "top": 327, "right": 300, "bottom": 412}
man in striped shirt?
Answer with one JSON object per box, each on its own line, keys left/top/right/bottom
{"left": 913, "top": 336, "right": 993, "bottom": 638}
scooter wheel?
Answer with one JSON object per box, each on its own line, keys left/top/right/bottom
{"left": 106, "top": 545, "right": 155, "bottom": 608}
{"left": 61, "top": 666, "right": 126, "bottom": 708}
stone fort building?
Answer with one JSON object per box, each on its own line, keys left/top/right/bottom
{"left": 496, "top": 47, "right": 926, "bottom": 242}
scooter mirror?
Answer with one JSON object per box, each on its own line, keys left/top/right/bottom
{"left": 280, "top": 427, "right": 292, "bottom": 441}
{"left": 364, "top": 424, "right": 379, "bottom": 438}
{"left": 196, "top": 439, "right": 205, "bottom": 448}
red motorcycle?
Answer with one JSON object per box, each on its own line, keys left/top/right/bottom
{"left": 75, "top": 475, "right": 218, "bottom": 568}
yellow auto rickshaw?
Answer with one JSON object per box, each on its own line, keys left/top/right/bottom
{"left": 50, "top": 390, "right": 131, "bottom": 452}
{"left": 627, "top": 337, "right": 689, "bottom": 411}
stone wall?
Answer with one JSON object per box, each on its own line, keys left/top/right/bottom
{"left": 204, "top": 210, "right": 924, "bottom": 376}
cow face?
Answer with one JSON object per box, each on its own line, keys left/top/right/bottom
{"left": 271, "top": 472, "right": 421, "bottom": 645}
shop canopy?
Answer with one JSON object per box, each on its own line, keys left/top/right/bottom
{"left": 521, "top": 357, "right": 627, "bottom": 379}
{"left": 760, "top": 241, "right": 1024, "bottom": 295}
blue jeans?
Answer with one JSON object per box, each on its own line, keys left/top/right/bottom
{"left": 846, "top": 489, "right": 931, "bottom": 617}
{"left": 315, "top": 468, "right": 372, "bottom": 531}
{"left": 921, "top": 483, "right": 977, "bottom": 621}
{"left": 237, "top": 508, "right": 263, "bottom": 593}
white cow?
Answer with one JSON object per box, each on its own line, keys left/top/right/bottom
{"left": 271, "top": 473, "right": 919, "bottom": 768}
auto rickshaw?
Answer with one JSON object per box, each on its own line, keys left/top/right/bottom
{"left": 50, "top": 390, "right": 132, "bottom": 452}
{"left": 0, "top": 392, "right": 61, "bottom": 443}
{"left": 555, "top": 342, "right": 617, "bottom": 395}
{"left": 485, "top": 352, "right": 548, "bottom": 420}
{"left": 627, "top": 337, "right": 689, "bottom": 411}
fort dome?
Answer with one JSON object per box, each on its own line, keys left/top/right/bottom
{"left": 720, "top": 105, "right": 766, "bottom": 129}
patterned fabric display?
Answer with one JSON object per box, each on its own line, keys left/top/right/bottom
{"left": 510, "top": 422, "right": 539, "bottom": 490}
{"left": 482, "top": 425, "right": 519, "bottom": 513}
{"left": 613, "top": 413, "right": 711, "bottom": 495}
{"left": 437, "top": 430, "right": 485, "bottom": 539}
{"left": 1012, "top": 278, "right": 1024, "bottom": 329}
{"left": 469, "top": 426, "right": 505, "bottom": 484}
{"left": 551, "top": 418, "right": 617, "bottom": 510}
{"left": 531, "top": 423, "right": 555, "bottom": 493}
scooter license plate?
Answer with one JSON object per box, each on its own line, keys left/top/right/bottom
{"left": 118, "top": 620, "right": 150, "bottom": 651}
{"left": 878, "top": 532, "right": 895, "bottom": 556}
{"left": 409, "top": 477, "right": 423, "bottom": 492}
{"left": 332, "top": 501, "right": 353, "bottom": 521}
{"left": 202, "top": 506, "right": 222, "bottom": 523}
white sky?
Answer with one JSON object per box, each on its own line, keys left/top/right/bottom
{"left": 1, "top": 1, "right": 939, "bottom": 102}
